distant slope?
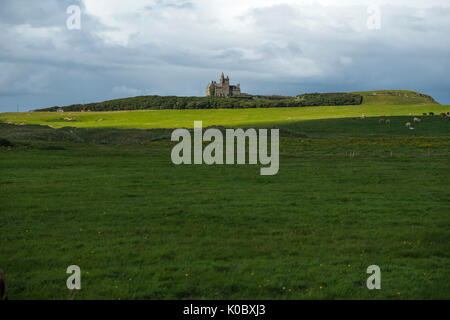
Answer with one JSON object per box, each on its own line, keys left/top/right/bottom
{"left": 353, "top": 90, "right": 439, "bottom": 105}
{"left": 3, "top": 104, "right": 449, "bottom": 130}
{"left": 34, "top": 90, "right": 438, "bottom": 112}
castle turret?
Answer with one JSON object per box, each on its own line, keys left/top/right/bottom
{"left": 206, "top": 73, "right": 241, "bottom": 97}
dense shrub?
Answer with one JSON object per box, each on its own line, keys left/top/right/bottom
{"left": 37, "top": 93, "right": 362, "bottom": 112}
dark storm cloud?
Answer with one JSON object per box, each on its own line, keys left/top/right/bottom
{"left": 0, "top": 0, "right": 449, "bottom": 112}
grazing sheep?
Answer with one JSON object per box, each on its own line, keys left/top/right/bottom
{"left": 422, "top": 113, "right": 427, "bottom": 116}
{"left": 97, "top": 118, "right": 103, "bottom": 122}
{"left": 385, "top": 119, "right": 391, "bottom": 125}
{"left": 429, "top": 112, "right": 434, "bottom": 116}
{"left": 379, "top": 118, "right": 385, "bottom": 124}
{"left": 18, "top": 122, "right": 25, "bottom": 126}
{"left": 447, "top": 112, "right": 450, "bottom": 116}
{"left": 361, "top": 114, "right": 367, "bottom": 120}
{"left": 7, "top": 122, "right": 12, "bottom": 125}
{"left": 440, "top": 113, "right": 447, "bottom": 118}
{"left": 413, "top": 117, "right": 421, "bottom": 123}
{"left": 405, "top": 122, "right": 411, "bottom": 128}
{"left": 0, "top": 269, "right": 7, "bottom": 300}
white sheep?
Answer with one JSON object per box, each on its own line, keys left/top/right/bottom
{"left": 413, "top": 117, "right": 421, "bottom": 123}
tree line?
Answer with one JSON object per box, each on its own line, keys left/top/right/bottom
{"left": 38, "top": 93, "right": 363, "bottom": 112}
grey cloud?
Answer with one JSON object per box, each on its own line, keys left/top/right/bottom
{"left": 0, "top": 0, "right": 74, "bottom": 26}
{"left": 0, "top": 1, "right": 449, "bottom": 112}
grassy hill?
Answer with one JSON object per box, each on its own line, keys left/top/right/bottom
{"left": 1, "top": 104, "right": 448, "bottom": 130}
{"left": 1, "top": 96, "right": 448, "bottom": 300}
{"left": 354, "top": 90, "right": 439, "bottom": 105}
{"left": 33, "top": 90, "right": 439, "bottom": 113}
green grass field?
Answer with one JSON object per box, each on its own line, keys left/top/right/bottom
{"left": 0, "top": 105, "right": 449, "bottom": 299}
{"left": 355, "top": 90, "right": 439, "bottom": 105}
{"left": 1, "top": 104, "right": 448, "bottom": 129}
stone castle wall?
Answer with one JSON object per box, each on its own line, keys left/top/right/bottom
{"left": 206, "top": 73, "right": 241, "bottom": 97}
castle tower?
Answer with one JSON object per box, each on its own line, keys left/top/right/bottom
{"left": 206, "top": 73, "right": 241, "bottom": 97}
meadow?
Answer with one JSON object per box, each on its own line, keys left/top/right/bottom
{"left": 0, "top": 104, "right": 448, "bottom": 129}
{"left": 0, "top": 104, "right": 449, "bottom": 300}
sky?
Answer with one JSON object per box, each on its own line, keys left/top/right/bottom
{"left": 0, "top": 0, "right": 449, "bottom": 112}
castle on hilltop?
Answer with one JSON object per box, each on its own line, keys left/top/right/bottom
{"left": 206, "top": 73, "right": 241, "bottom": 97}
